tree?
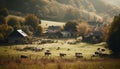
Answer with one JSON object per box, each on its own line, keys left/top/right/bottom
{"left": 77, "top": 22, "right": 91, "bottom": 36}
{"left": 107, "top": 14, "right": 120, "bottom": 56}
{"left": 64, "top": 20, "right": 78, "bottom": 37}
{"left": 0, "top": 8, "right": 9, "bottom": 24}
{"left": 0, "top": 8, "right": 9, "bottom": 17}
{"left": 0, "top": 33, "right": 4, "bottom": 41}
{"left": 7, "top": 17, "right": 21, "bottom": 30}
{"left": 0, "top": 24, "right": 13, "bottom": 41}
{"left": 21, "top": 25, "right": 33, "bottom": 36}
{"left": 64, "top": 20, "right": 78, "bottom": 32}
{"left": 24, "top": 14, "right": 39, "bottom": 30}
{"left": 102, "top": 25, "right": 109, "bottom": 41}
{"left": 0, "top": 16, "right": 6, "bottom": 24}
{"left": 34, "top": 25, "right": 43, "bottom": 36}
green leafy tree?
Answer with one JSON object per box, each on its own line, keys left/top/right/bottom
{"left": 107, "top": 14, "right": 120, "bottom": 56}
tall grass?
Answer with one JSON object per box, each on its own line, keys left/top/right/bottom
{"left": 0, "top": 56, "right": 120, "bottom": 69}
{"left": 0, "top": 42, "right": 118, "bottom": 69}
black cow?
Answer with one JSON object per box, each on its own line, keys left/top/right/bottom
{"left": 59, "top": 53, "right": 66, "bottom": 57}
{"left": 45, "top": 52, "right": 51, "bottom": 56}
{"left": 20, "top": 55, "right": 28, "bottom": 59}
{"left": 101, "top": 49, "right": 106, "bottom": 52}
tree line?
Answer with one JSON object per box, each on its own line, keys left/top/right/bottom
{"left": 0, "top": 8, "right": 42, "bottom": 41}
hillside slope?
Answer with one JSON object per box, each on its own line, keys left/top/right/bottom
{"left": 0, "top": 0, "right": 120, "bottom": 22}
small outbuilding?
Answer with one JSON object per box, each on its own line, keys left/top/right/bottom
{"left": 7, "top": 29, "right": 30, "bottom": 44}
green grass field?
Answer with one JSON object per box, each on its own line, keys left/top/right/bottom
{"left": 41, "top": 20, "right": 65, "bottom": 26}
{"left": 0, "top": 39, "right": 109, "bottom": 59}
{"left": 1, "top": 16, "right": 120, "bottom": 69}
{"left": 1, "top": 39, "right": 120, "bottom": 69}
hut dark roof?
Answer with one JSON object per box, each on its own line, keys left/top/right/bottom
{"left": 8, "top": 29, "right": 28, "bottom": 38}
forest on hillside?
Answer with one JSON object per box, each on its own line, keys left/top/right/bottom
{"left": 0, "top": 0, "right": 120, "bottom": 22}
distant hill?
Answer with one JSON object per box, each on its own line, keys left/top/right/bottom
{"left": 0, "top": 0, "right": 120, "bottom": 22}
{"left": 105, "top": 0, "right": 120, "bottom": 8}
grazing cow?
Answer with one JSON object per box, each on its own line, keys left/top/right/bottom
{"left": 20, "top": 55, "right": 28, "bottom": 59}
{"left": 46, "top": 49, "right": 50, "bottom": 52}
{"left": 15, "top": 47, "right": 24, "bottom": 51}
{"left": 59, "top": 53, "right": 66, "bottom": 57}
{"left": 95, "top": 51, "right": 100, "bottom": 55}
{"left": 99, "top": 53, "right": 109, "bottom": 57}
{"left": 91, "top": 54, "right": 98, "bottom": 60}
{"left": 45, "top": 52, "right": 51, "bottom": 56}
{"left": 94, "top": 48, "right": 102, "bottom": 56}
{"left": 91, "top": 54, "right": 97, "bottom": 57}
{"left": 23, "top": 46, "right": 36, "bottom": 51}
{"left": 40, "top": 48, "right": 44, "bottom": 51}
{"left": 75, "top": 53, "right": 83, "bottom": 58}
{"left": 101, "top": 49, "right": 106, "bottom": 52}
{"left": 35, "top": 48, "right": 44, "bottom": 52}
{"left": 97, "top": 48, "right": 100, "bottom": 50}
{"left": 56, "top": 47, "right": 60, "bottom": 50}
{"left": 67, "top": 48, "right": 70, "bottom": 51}
{"left": 68, "top": 42, "right": 76, "bottom": 45}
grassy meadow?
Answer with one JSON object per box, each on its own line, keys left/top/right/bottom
{"left": 0, "top": 39, "right": 109, "bottom": 59}
{"left": 41, "top": 20, "right": 65, "bottom": 26}
{"left": 0, "top": 39, "right": 120, "bottom": 69}
{"left": 1, "top": 16, "right": 120, "bottom": 69}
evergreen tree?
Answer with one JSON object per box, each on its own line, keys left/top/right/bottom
{"left": 107, "top": 14, "right": 120, "bottom": 56}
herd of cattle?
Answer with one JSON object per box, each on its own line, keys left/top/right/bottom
{"left": 33, "top": 38, "right": 82, "bottom": 45}
{"left": 91, "top": 48, "right": 109, "bottom": 58}
{"left": 14, "top": 46, "right": 108, "bottom": 59}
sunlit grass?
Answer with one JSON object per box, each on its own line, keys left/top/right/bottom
{"left": 0, "top": 41, "right": 118, "bottom": 69}
{"left": 0, "top": 58, "right": 120, "bottom": 69}
{"left": 0, "top": 41, "right": 109, "bottom": 59}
